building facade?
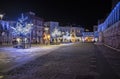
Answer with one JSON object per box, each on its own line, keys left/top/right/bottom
{"left": 82, "top": 32, "right": 94, "bottom": 42}
{"left": 60, "top": 26, "right": 84, "bottom": 42}
{"left": 44, "top": 21, "right": 59, "bottom": 43}
{"left": 98, "top": 1, "right": 120, "bottom": 49}
{"left": 0, "top": 20, "right": 16, "bottom": 45}
{"left": 93, "top": 25, "right": 99, "bottom": 42}
{"left": 0, "top": 12, "right": 45, "bottom": 45}
{"left": 0, "top": 12, "right": 86, "bottom": 46}
{"left": 25, "top": 12, "right": 44, "bottom": 44}
{"left": 44, "top": 22, "right": 85, "bottom": 43}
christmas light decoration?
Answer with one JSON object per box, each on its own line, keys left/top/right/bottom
{"left": 11, "top": 14, "right": 33, "bottom": 48}
{"left": 51, "top": 27, "right": 61, "bottom": 38}
{"left": 63, "top": 31, "right": 71, "bottom": 40}
{"left": 11, "top": 14, "right": 33, "bottom": 37}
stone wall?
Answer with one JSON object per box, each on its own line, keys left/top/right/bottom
{"left": 103, "top": 21, "right": 120, "bottom": 49}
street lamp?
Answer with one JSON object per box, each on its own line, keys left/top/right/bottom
{"left": 0, "top": 14, "right": 4, "bottom": 45}
{"left": 28, "top": 23, "right": 33, "bottom": 47}
{"left": 0, "top": 14, "right": 4, "bottom": 20}
{"left": 44, "top": 26, "right": 50, "bottom": 45}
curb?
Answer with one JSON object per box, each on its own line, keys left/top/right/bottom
{"left": 104, "top": 44, "right": 120, "bottom": 52}
{"left": 94, "top": 42, "right": 103, "bottom": 45}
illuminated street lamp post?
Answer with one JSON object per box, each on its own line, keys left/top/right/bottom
{"left": 44, "top": 26, "right": 50, "bottom": 45}
{"left": 0, "top": 14, "right": 4, "bottom": 45}
{"left": 0, "top": 14, "right": 4, "bottom": 20}
{"left": 28, "top": 23, "right": 33, "bottom": 47}
{"left": 43, "top": 27, "right": 51, "bottom": 44}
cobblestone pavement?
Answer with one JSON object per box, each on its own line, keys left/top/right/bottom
{"left": 0, "top": 43, "right": 120, "bottom": 79}
{"left": 0, "top": 44, "right": 65, "bottom": 72}
{"left": 97, "top": 44, "right": 120, "bottom": 77}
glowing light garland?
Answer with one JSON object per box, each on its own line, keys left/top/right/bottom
{"left": 98, "top": 2, "right": 120, "bottom": 32}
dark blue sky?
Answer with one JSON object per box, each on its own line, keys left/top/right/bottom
{"left": 0, "top": 0, "right": 112, "bottom": 31}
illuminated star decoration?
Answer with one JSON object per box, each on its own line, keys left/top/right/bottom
{"left": 11, "top": 14, "right": 33, "bottom": 36}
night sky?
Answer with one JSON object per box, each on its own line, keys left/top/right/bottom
{"left": 0, "top": 0, "right": 112, "bottom": 31}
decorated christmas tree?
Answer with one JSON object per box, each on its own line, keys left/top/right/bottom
{"left": 11, "top": 14, "right": 33, "bottom": 48}
{"left": 11, "top": 14, "right": 33, "bottom": 37}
